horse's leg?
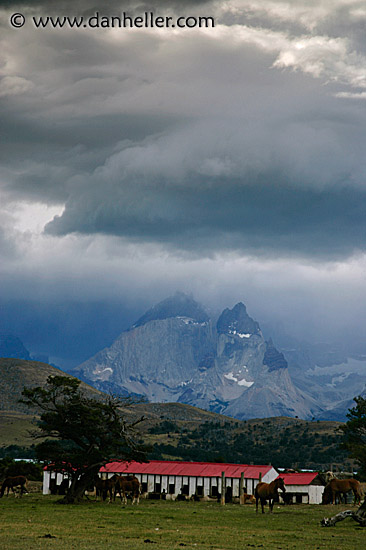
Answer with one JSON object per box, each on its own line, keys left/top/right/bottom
{"left": 269, "top": 498, "right": 273, "bottom": 513}
{"left": 255, "top": 496, "right": 259, "bottom": 513}
{"left": 261, "top": 498, "right": 265, "bottom": 514}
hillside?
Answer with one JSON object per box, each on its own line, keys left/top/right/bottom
{"left": 0, "top": 357, "right": 103, "bottom": 414}
{"left": 142, "top": 413, "right": 350, "bottom": 471}
{"left": 0, "top": 357, "right": 106, "bottom": 453}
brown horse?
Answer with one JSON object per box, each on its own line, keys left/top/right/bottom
{"left": 112, "top": 475, "right": 140, "bottom": 505}
{"left": 255, "top": 477, "right": 286, "bottom": 514}
{"left": 322, "top": 478, "right": 363, "bottom": 506}
{"left": 0, "top": 476, "right": 28, "bottom": 497}
{"left": 321, "top": 484, "right": 345, "bottom": 505}
{"left": 94, "top": 476, "right": 116, "bottom": 502}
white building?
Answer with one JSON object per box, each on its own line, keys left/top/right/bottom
{"left": 43, "top": 459, "right": 278, "bottom": 499}
{"left": 278, "top": 472, "right": 325, "bottom": 504}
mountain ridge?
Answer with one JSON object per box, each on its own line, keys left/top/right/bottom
{"left": 74, "top": 293, "right": 321, "bottom": 420}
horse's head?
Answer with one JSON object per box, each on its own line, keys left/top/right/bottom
{"left": 321, "top": 485, "right": 332, "bottom": 504}
{"left": 276, "top": 477, "right": 286, "bottom": 492}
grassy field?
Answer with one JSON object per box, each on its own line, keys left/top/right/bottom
{"left": 0, "top": 495, "right": 364, "bottom": 550}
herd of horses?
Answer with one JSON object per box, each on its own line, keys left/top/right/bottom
{"left": 321, "top": 478, "right": 363, "bottom": 506}
{"left": 89, "top": 474, "right": 141, "bottom": 504}
{"left": 254, "top": 476, "right": 364, "bottom": 513}
{"left": 0, "top": 473, "right": 364, "bottom": 512}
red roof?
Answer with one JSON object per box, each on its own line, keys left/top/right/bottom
{"left": 100, "top": 460, "right": 274, "bottom": 479}
{"left": 277, "top": 472, "right": 319, "bottom": 485}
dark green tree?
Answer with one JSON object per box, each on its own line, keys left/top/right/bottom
{"left": 340, "top": 395, "right": 366, "bottom": 480}
{"left": 21, "top": 375, "right": 146, "bottom": 503}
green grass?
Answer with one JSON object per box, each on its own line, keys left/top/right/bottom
{"left": 0, "top": 495, "right": 364, "bottom": 550}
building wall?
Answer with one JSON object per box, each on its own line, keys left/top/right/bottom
{"left": 281, "top": 484, "right": 324, "bottom": 505}
{"left": 43, "top": 471, "right": 50, "bottom": 494}
{"left": 309, "top": 485, "right": 324, "bottom": 504}
{"left": 42, "top": 471, "right": 69, "bottom": 495}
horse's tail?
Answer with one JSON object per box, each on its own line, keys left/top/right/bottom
{"left": 355, "top": 481, "right": 363, "bottom": 503}
{"left": 0, "top": 479, "right": 7, "bottom": 498}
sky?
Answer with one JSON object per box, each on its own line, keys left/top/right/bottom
{"left": 1, "top": 0, "right": 366, "bottom": 367}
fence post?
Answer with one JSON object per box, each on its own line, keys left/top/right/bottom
{"left": 239, "top": 472, "right": 245, "bottom": 505}
{"left": 221, "top": 471, "right": 225, "bottom": 506}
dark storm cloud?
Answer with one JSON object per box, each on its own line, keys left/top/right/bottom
{"left": 45, "top": 175, "right": 366, "bottom": 259}
{"left": 1, "top": 0, "right": 365, "bottom": 261}
{"left": 0, "top": 110, "right": 182, "bottom": 203}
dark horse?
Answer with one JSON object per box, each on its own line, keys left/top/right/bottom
{"left": 112, "top": 475, "right": 140, "bottom": 505}
{"left": 93, "top": 476, "right": 116, "bottom": 502}
{"left": 0, "top": 476, "right": 28, "bottom": 498}
{"left": 322, "top": 478, "right": 363, "bottom": 506}
{"left": 255, "top": 477, "right": 286, "bottom": 514}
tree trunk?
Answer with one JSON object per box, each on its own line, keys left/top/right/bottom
{"left": 58, "top": 470, "right": 99, "bottom": 504}
{"left": 321, "top": 500, "right": 366, "bottom": 527}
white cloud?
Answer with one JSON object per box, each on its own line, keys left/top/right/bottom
{"left": 0, "top": 76, "right": 34, "bottom": 98}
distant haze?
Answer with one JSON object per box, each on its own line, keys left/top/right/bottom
{"left": 1, "top": 1, "right": 366, "bottom": 367}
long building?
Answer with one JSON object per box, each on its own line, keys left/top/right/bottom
{"left": 43, "top": 459, "right": 278, "bottom": 499}
{"left": 100, "top": 460, "right": 278, "bottom": 500}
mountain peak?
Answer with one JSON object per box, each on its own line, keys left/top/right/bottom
{"left": 216, "top": 302, "right": 260, "bottom": 336}
{"left": 0, "top": 333, "right": 30, "bottom": 360}
{"left": 133, "top": 292, "right": 209, "bottom": 328}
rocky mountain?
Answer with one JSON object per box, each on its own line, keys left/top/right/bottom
{"left": 0, "top": 334, "right": 31, "bottom": 360}
{"left": 74, "top": 293, "right": 321, "bottom": 420}
{"left": 273, "top": 339, "right": 366, "bottom": 421}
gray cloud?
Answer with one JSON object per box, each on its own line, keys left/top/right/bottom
{"left": 45, "top": 170, "right": 366, "bottom": 259}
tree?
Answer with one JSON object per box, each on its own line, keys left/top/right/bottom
{"left": 321, "top": 396, "right": 366, "bottom": 528}
{"left": 340, "top": 395, "right": 366, "bottom": 480}
{"left": 21, "top": 375, "right": 147, "bottom": 503}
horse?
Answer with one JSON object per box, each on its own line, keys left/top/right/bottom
{"left": 321, "top": 483, "right": 350, "bottom": 505}
{"left": 94, "top": 476, "right": 116, "bottom": 503}
{"left": 0, "top": 476, "right": 28, "bottom": 498}
{"left": 322, "top": 478, "right": 363, "bottom": 506}
{"left": 112, "top": 475, "right": 140, "bottom": 505}
{"left": 255, "top": 477, "right": 286, "bottom": 514}
{"left": 321, "top": 484, "right": 344, "bottom": 505}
